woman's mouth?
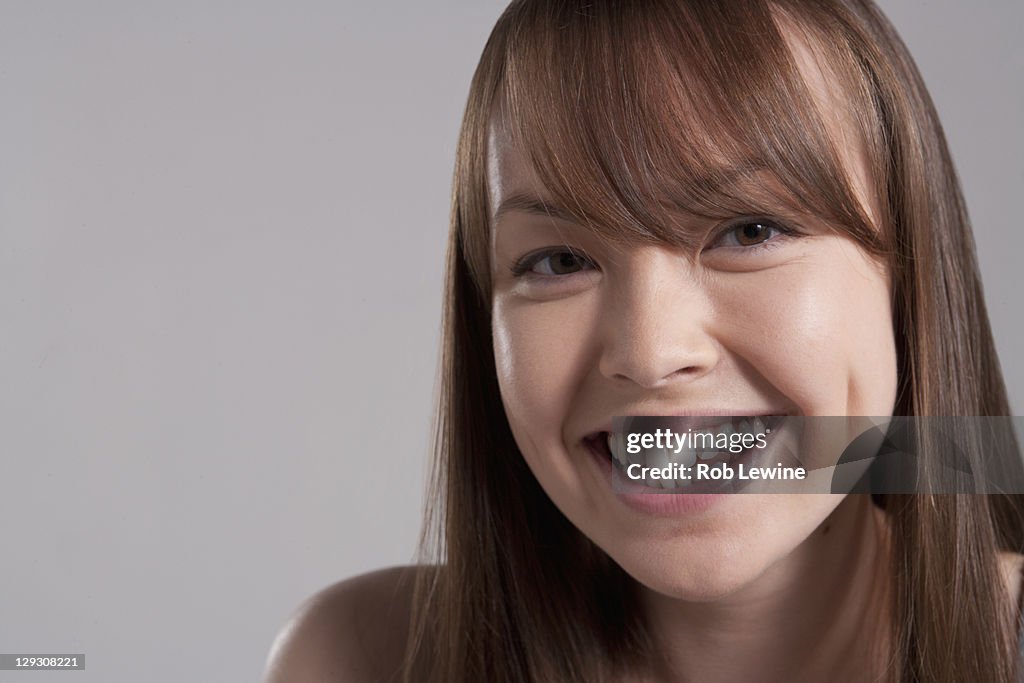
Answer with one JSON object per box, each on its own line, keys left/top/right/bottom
{"left": 583, "top": 415, "right": 788, "bottom": 494}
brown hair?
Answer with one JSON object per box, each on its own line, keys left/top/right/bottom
{"left": 405, "top": 1, "right": 1024, "bottom": 680}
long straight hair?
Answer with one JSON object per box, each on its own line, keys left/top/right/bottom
{"left": 404, "top": 1, "right": 1024, "bottom": 680}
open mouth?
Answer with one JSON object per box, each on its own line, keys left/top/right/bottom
{"left": 583, "top": 415, "right": 788, "bottom": 493}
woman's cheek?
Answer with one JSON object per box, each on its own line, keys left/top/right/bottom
{"left": 709, "top": 243, "right": 896, "bottom": 417}
{"left": 492, "top": 295, "right": 590, "bottom": 455}
{"left": 818, "top": 240, "right": 897, "bottom": 415}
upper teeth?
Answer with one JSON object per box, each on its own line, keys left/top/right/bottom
{"left": 608, "top": 433, "right": 627, "bottom": 467}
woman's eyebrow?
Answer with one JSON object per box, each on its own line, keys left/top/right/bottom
{"left": 494, "top": 164, "right": 773, "bottom": 217}
{"left": 493, "top": 192, "right": 578, "bottom": 224}
{"left": 491, "top": 164, "right": 789, "bottom": 234}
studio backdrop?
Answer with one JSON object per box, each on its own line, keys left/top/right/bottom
{"left": 0, "top": 1, "right": 1020, "bottom": 681}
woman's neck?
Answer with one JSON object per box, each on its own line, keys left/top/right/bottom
{"left": 637, "top": 495, "right": 893, "bottom": 683}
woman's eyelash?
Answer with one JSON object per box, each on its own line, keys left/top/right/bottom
{"left": 509, "top": 219, "right": 798, "bottom": 278}
{"left": 510, "top": 248, "right": 596, "bottom": 277}
{"left": 706, "top": 217, "right": 800, "bottom": 252}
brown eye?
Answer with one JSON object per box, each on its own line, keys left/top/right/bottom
{"left": 542, "top": 252, "right": 587, "bottom": 275}
{"left": 513, "top": 249, "right": 596, "bottom": 277}
{"left": 734, "top": 222, "right": 774, "bottom": 246}
{"left": 707, "top": 218, "right": 794, "bottom": 251}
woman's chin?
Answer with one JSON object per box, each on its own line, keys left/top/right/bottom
{"left": 621, "top": 553, "right": 770, "bottom": 604}
{"left": 639, "top": 576, "right": 760, "bottom": 604}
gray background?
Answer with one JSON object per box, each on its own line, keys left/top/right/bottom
{"left": 0, "top": 1, "right": 1020, "bottom": 681}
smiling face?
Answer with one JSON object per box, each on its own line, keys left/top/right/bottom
{"left": 486, "top": 33, "right": 898, "bottom": 602}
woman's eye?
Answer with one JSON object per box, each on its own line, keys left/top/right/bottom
{"left": 513, "top": 249, "right": 596, "bottom": 277}
{"left": 710, "top": 219, "right": 792, "bottom": 249}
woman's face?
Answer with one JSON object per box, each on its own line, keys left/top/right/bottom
{"left": 487, "top": 45, "right": 898, "bottom": 602}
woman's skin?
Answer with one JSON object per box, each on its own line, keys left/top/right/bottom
{"left": 487, "top": 30, "right": 897, "bottom": 682}
{"left": 262, "top": 24, "right": 1024, "bottom": 683}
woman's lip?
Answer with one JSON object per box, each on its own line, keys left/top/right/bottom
{"left": 584, "top": 438, "right": 732, "bottom": 515}
{"left": 582, "top": 421, "right": 789, "bottom": 514}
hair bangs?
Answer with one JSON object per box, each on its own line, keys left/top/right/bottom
{"left": 493, "top": 0, "right": 886, "bottom": 256}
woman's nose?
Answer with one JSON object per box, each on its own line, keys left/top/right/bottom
{"left": 597, "top": 248, "right": 720, "bottom": 389}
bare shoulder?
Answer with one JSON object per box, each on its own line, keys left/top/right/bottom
{"left": 263, "top": 565, "right": 431, "bottom": 683}
{"left": 999, "top": 551, "right": 1024, "bottom": 610}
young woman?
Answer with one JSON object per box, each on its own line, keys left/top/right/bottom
{"left": 265, "top": 1, "right": 1024, "bottom": 681}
